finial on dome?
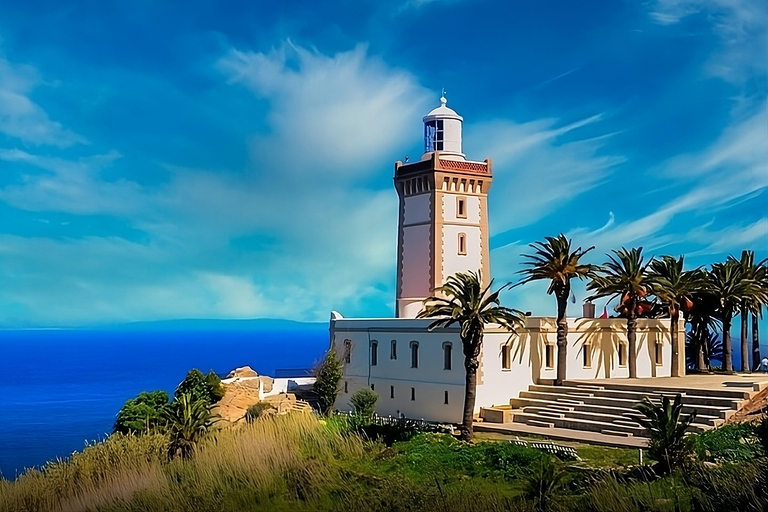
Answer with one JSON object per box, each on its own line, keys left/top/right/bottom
{"left": 440, "top": 88, "right": 447, "bottom": 105}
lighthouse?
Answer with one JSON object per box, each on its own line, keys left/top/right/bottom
{"left": 393, "top": 95, "right": 493, "bottom": 318}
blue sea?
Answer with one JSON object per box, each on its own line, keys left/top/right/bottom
{"left": 0, "top": 321, "right": 328, "bottom": 480}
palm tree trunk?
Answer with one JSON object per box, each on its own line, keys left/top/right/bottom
{"left": 462, "top": 355, "right": 478, "bottom": 442}
{"left": 627, "top": 310, "right": 638, "bottom": 379}
{"left": 461, "top": 329, "right": 483, "bottom": 442}
{"left": 741, "top": 302, "right": 749, "bottom": 372}
{"left": 670, "top": 310, "right": 680, "bottom": 377}
{"left": 723, "top": 314, "right": 733, "bottom": 372}
{"left": 752, "top": 313, "right": 761, "bottom": 372}
{"left": 555, "top": 292, "right": 568, "bottom": 386}
{"left": 696, "top": 323, "right": 708, "bottom": 371}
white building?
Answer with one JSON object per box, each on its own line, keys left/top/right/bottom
{"left": 330, "top": 96, "right": 684, "bottom": 423}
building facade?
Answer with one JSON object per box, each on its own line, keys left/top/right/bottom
{"left": 330, "top": 96, "right": 685, "bottom": 423}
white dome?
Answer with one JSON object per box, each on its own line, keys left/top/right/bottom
{"left": 423, "top": 96, "right": 463, "bottom": 122}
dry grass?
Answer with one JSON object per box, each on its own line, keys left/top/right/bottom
{"left": 0, "top": 412, "right": 366, "bottom": 512}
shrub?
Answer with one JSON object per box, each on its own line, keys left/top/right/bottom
{"left": 113, "top": 390, "right": 170, "bottom": 434}
{"left": 755, "top": 415, "right": 768, "bottom": 456}
{"left": 174, "top": 369, "right": 226, "bottom": 406}
{"left": 691, "top": 421, "right": 762, "bottom": 461}
{"left": 162, "top": 392, "right": 219, "bottom": 459}
{"left": 314, "top": 350, "right": 343, "bottom": 415}
{"left": 519, "top": 457, "right": 569, "bottom": 512}
{"left": 635, "top": 394, "right": 696, "bottom": 475}
{"left": 350, "top": 388, "right": 378, "bottom": 422}
{"left": 245, "top": 402, "right": 272, "bottom": 423}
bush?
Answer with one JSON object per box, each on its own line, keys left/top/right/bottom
{"left": 350, "top": 388, "right": 378, "bottom": 422}
{"left": 691, "top": 422, "right": 762, "bottom": 462}
{"left": 113, "top": 390, "right": 170, "bottom": 434}
{"left": 162, "top": 392, "right": 219, "bottom": 459}
{"left": 634, "top": 394, "right": 696, "bottom": 475}
{"left": 755, "top": 415, "right": 768, "bottom": 455}
{"left": 314, "top": 350, "right": 343, "bottom": 415}
{"left": 174, "top": 369, "right": 226, "bottom": 406}
{"left": 245, "top": 402, "right": 272, "bottom": 423}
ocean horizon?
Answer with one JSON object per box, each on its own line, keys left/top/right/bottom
{"left": 0, "top": 321, "right": 328, "bottom": 480}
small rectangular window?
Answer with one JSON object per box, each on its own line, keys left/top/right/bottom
{"left": 583, "top": 344, "right": 592, "bottom": 368}
{"left": 411, "top": 387, "right": 416, "bottom": 401}
{"left": 391, "top": 340, "right": 397, "bottom": 360}
{"left": 501, "top": 345, "right": 511, "bottom": 370}
{"left": 444, "top": 391, "right": 449, "bottom": 405}
{"left": 390, "top": 386, "right": 395, "bottom": 399}
{"left": 371, "top": 341, "right": 378, "bottom": 366}
{"left": 619, "top": 343, "right": 627, "bottom": 367}
{"left": 443, "top": 343, "right": 452, "bottom": 370}
{"left": 655, "top": 342, "right": 663, "bottom": 365}
{"left": 457, "top": 197, "right": 467, "bottom": 218}
{"left": 545, "top": 344, "right": 555, "bottom": 369}
{"left": 343, "top": 340, "right": 351, "bottom": 364}
{"left": 371, "top": 383, "right": 374, "bottom": 391}
{"left": 344, "top": 381, "right": 348, "bottom": 393}
{"left": 411, "top": 342, "right": 419, "bottom": 368}
{"left": 458, "top": 233, "right": 467, "bottom": 256}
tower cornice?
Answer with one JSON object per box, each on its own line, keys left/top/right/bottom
{"left": 395, "top": 152, "right": 492, "bottom": 179}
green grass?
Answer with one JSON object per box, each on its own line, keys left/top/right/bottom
{"left": 1, "top": 413, "right": 766, "bottom": 512}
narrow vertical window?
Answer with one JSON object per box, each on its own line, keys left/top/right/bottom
{"left": 545, "top": 344, "right": 555, "bottom": 369}
{"left": 501, "top": 345, "right": 511, "bottom": 370}
{"left": 343, "top": 340, "right": 351, "bottom": 364}
{"left": 391, "top": 340, "right": 397, "bottom": 360}
{"left": 583, "top": 344, "right": 592, "bottom": 368}
{"left": 444, "top": 391, "right": 449, "bottom": 405}
{"left": 371, "top": 383, "right": 375, "bottom": 391}
{"left": 370, "top": 340, "right": 378, "bottom": 366}
{"left": 411, "top": 387, "right": 416, "bottom": 401}
{"left": 458, "top": 233, "right": 467, "bottom": 255}
{"left": 390, "top": 386, "right": 395, "bottom": 399}
{"left": 618, "top": 343, "right": 627, "bottom": 367}
{"left": 410, "top": 341, "right": 419, "bottom": 368}
{"left": 457, "top": 197, "right": 467, "bottom": 218}
{"left": 443, "top": 342, "right": 452, "bottom": 370}
{"left": 655, "top": 342, "right": 663, "bottom": 365}
{"left": 344, "top": 381, "right": 348, "bottom": 393}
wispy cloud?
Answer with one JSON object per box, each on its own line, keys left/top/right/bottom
{"left": 0, "top": 57, "right": 86, "bottom": 147}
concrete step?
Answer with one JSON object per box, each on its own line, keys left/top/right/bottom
{"left": 516, "top": 391, "right": 736, "bottom": 418}
{"left": 513, "top": 411, "right": 711, "bottom": 436}
{"left": 563, "top": 380, "right": 752, "bottom": 400}
{"left": 528, "top": 385, "right": 743, "bottom": 408}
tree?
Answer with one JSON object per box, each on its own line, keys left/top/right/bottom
{"left": 418, "top": 270, "right": 525, "bottom": 441}
{"left": 635, "top": 394, "right": 696, "bottom": 475}
{"left": 729, "top": 251, "right": 767, "bottom": 372}
{"left": 517, "top": 234, "right": 596, "bottom": 385}
{"left": 349, "top": 388, "right": 379, "bottom": 422}
{"left": 113, "top": 390, "right": 170, "bottom": 434}
{"left": 587, "top": 247, "right": 653, "bottom": 378}
{"left": 685, "top": 289, "right": 721, "bottom": 371}
{"left": 709, "top": 260, "right": 753, "bottom": 372}
{"left": 174, "top": 369, "right": 226, "bottom": 406}
{"left": 162, "top": 392, "right": 219, "bottom": 459}
{"left": 648, "top": 256, "right": 704, "bottom": 377}
{"left": 685, "top": 330, "right": 723, "bottom": 370}
{"left": 314, "top": 349, "right": 343, "bottom": 415}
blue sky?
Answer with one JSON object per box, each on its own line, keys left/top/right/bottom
{"left": 0, "top": 0, "right": 765, "bottom": 327}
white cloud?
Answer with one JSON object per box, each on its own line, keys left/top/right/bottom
{"left": 466, "top": 114, "right": 625, "bottom": 232}
{"left": 0, "top": 57, "right": 86, "bottom": 147}
{"left": 649, "top": 0, "right": 767, "bottom": 83}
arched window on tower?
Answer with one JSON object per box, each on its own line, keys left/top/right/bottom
{"left": 458, "top": 233, "right": 467, "bottom": 256}
{"left": 410, "top": 341, "right": 419, "bottom": 368}
{"left": 443, "top": 342, "right": 452, "bottom": 370}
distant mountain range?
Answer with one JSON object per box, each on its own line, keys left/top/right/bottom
{"left": 89, "top": 318, "right": 328, "bottom": 332}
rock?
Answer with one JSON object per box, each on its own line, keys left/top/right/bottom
{"left": 226, "top": 366, "right": 259, "bottom": 379}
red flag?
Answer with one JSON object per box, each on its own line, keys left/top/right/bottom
{"left": 599, "top": 306, "right": 608, "bottom": 319}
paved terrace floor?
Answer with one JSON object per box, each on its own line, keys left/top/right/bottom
{"left": 473, "top": 372, "right": 768, "bottom": 448}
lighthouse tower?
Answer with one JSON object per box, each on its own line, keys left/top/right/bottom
{"left": 394, "top": 95, "right": 493, "bottom": 318}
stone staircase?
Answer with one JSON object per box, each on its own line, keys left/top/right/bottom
{"left": 489, "top": 380, "right": 761, "bottom": 438}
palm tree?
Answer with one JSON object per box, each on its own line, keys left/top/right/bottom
{"left": 418, "top": 270, "right": 525, "bottom": 441}
{"left": 729, "top": 251, "right": 768, "bottom": 371}
{"left": 587, "top": 247, "right": 653, "bottom": 378}
{"left": 708, "top": 260, "right": 753, "bottom": 372}
{"left": 517, "top": 234, "right": 596, "bottom": 385}
{"left": 685, "top": 289, "right": 721, "bottom": 371}
{"left": 648, "top": 256, "right": 705, "bottom": 377}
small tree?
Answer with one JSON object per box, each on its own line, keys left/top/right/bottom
{"left": 314, "top": 349, "right": 343, "bottom": 415}
{"left": 174, "top": 369, "right": 226, "bottom": 406}
{"left": 635, "top": 394, "right": 696, "bottom": 475}
{"left": 113, "top": 390, "right": 170, "bottom": 434}
{"left": 350, "top": 388, "right": 378, "bottom": 422}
